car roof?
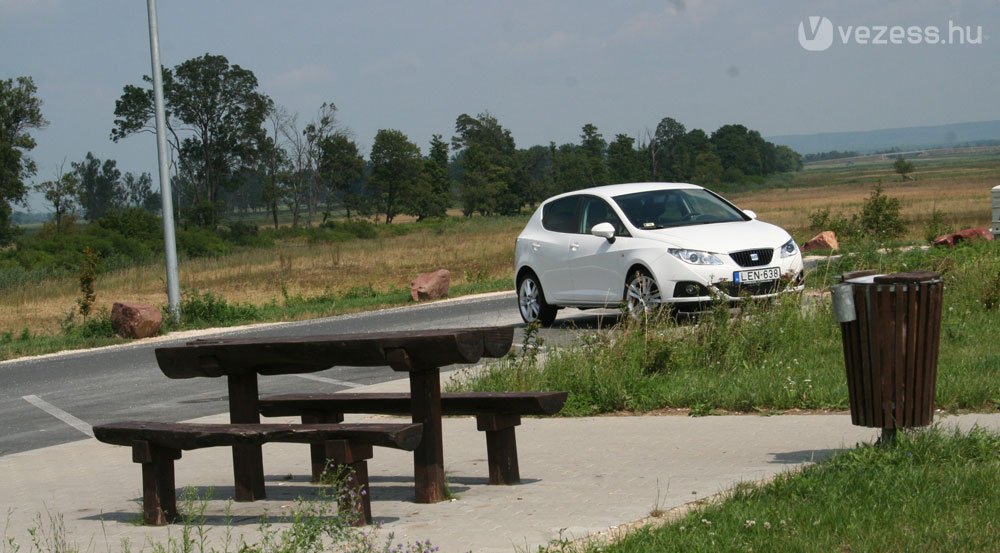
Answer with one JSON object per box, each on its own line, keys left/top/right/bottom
{"left": 544, "top": 182, "right": 704, "bottom": 203}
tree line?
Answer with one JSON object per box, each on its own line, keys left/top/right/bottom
{"left": 0, "top": 53, "right": 802, "bottom": 244}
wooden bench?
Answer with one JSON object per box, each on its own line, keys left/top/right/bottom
{"left": 258, "top": 391, "right": 568, "bottom": 485}
{"left": 93, "top": 421, "right": 422, "bottom": 526}
{"left": 154, "top": 326, "right": 515, "bottom": 504}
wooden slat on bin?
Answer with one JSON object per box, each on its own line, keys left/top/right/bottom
{"left": 892, "top": 283, "right": 906, "bottom": 428}
{"left": 854, "top": 284, "right": 875, "bottom": 427}
{"left": 903, "top": 282, "right": 919, "bottom": 427}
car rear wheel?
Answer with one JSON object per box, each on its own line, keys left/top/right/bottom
{"left": 625, "top": 269, "right": 663, "bottom": 320}
{"left": 518, "top": 272, "right": 557, "bottom": 326}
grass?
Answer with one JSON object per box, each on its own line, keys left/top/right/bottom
{"left": 451, "top": 240, "right": 1000, "bottom": 415}
{"left": 562, "top": 427, "right": 1000, "bottom": 553}
{"left": 2, "top": 151, "right": 999, "bottom": 361}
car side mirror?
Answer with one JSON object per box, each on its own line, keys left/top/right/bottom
{"left": 743, "top": 209, "right": 757, "bottom": 220}
{"left": 591, "top": 222, "right": 616, "bottom": 242}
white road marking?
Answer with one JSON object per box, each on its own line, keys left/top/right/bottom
{"left": 22, "top": 395, "right": 94, "bottom": 437}
{"left": 291, "top": 374, "right": 363, "bottom": 388}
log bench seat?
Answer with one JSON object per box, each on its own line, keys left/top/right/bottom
{"left": 257, "top": 391, "right": 568, "bottom": 485}
{"left": 92, "top": 421, "right": 422, "bottom": 526}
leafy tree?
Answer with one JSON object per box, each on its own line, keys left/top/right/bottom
{"left": 669, "top": 129, "right": 713, "bottom": 181}
{"left": 368, "top": 129, "right": 421, "bottom": 224}
{"left": 452, "top": 112, "right": 517, "bottom": 216}
{"left": 111, "top": 53, "right": 270, "bottom": 227}
{"left": 894, "top": 157, "right": 914, "bottom": 181}
{"left": 122, "top": 171, "right": 159, "bottom": 212}
{"left": 772, "top": 145, "right": 803, "bottom": 172}
{"left": 653, "top": 117, "right": 686, "bottom": 180}
{"left": 690, "top": 151, "right": 724, "bottom": 185}
{"left": 710, "top": 124, "right": 763, "bottom": 178}
{"left": 515, "top": 144, "right": 556, "bottom": 210}
{"left": 605, "top": 134, "right": 643, "bottom": 184}
{"left": 579, "top": 123, "right": 608, "bottom": 186}
{"left": 319, "top": 133, "right": 365, "bottom": 219}
{"left": 303, "top": 102, "right": 341, "bottom": 224}
{"left": 403, "top": 134, "right": 452, "bottom": 221}
{"left": 0, "top": 76, "right": 47, "bottom": 243}
{"left": 73, "top": 152, "right": 123, "bottom": 221}
{"left": 34, "top": 164, "right": 78, "bottom": 229}
{"left": 858, "top": 182, "right": 905, "bottom": 241}
{"left": 552, "top": 143, "right": 590, "bottom": 193}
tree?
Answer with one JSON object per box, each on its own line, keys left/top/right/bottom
{"left": 893, "top": 157, "right": 914, "bottom": 181}
{"left": 710, "top": 124, "right": 763, "bottom": 178}
{"left": 73, "top": 152, "right": 122, "bottom": 220}
{"left": 122, "top": 171, "right": 159, "bottom": 212}
{"left": 653, "top": 117, "right": 686, "bottom": 180}
{"left": 579, "top": 123, "right": 608, "bottom": 186}
{"left": 452, "top": 112, "right": 517, "bottom": 216}
{"left": 404, "top": 134, "right": 452, "bottom": 220}
{"left": 303, "top": 102, "right": 341, "bottom": 224}
{"left": 368, "top": 129, "right": 421, "bottom": 224}
{"left": 606, "top": 134, "right": 643, "bottom": 184}
{"left": 34, "top": 163, "right": 78, "bottom": 229}
{"left": 112, "top": 53, "right": 270, "bottom": 227}
{"left": 0, "top": 76, "right": 47, "bottom": 243}
{"left": 319, "top": 133, "right": 365, "bottom": 219}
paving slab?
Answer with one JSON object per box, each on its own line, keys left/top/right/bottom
{"left": 2, "top": 373, "right": 998, "bottom": 553}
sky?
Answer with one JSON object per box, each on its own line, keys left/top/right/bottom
{"left": 2, "top": 0, "right": 998, "bottom": 212}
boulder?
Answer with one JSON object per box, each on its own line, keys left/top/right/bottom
{"left": 802, "top": 230, "right": 839, "bottom": 252}
{"left": 410, "top": 269, "right": 451, "bottom": 302}
{"left": 111, "top": 302, "right": 163, "bottom": 339}
{"left": 932, "top": 227, "right": 993, "bottom": 247}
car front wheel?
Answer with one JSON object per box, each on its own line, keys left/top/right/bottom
{"left": 517, "top": 272, "right": 558, "bottom": 326}
{"left": 625, "top": 269, "right": 663, "bottom": 320}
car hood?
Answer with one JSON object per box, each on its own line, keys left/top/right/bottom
{"left": 637, "top": 220, "right": 792, "bottom": 253}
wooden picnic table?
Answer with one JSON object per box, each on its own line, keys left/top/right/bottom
{"left": 153, "top": 326, "right": 514, "bottom": 503}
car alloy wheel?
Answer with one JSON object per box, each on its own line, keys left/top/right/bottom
{"left": 625, "top": 270, "right": 662, "bottom": 319}
{"left": 517, "top": 273, "right": 557, "bottom": 326}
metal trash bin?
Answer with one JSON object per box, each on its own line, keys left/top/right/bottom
{"left": 831, "top": 270, "right": 944, "bottom": 441}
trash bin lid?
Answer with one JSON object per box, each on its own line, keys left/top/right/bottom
{"left": 873, "top": 270, "right": 941, "bottom": 284}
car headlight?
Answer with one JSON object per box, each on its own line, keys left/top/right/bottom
{"left": 669, "top": 248, "right": 723, "bottom": 265}
{"left": 780, "top": 239, "right": 800, "bottom": 258}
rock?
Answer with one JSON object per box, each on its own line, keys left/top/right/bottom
{"left": 111, "top": 302, "right": 163, "bottom": 339}
{"left": 932, "top": 227, "right": 993, "bottom": 247}
{"left": 802, "top": 231, "right": 839, "bottom": 252}
{"left": 410, "top": 269, "right": 451, "bottom": 302}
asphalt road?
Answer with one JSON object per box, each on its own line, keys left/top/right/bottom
{"left": 0, "top": 292, "right": 621, "bottom": 457}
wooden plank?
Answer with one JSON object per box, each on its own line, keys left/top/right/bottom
{"left": 903, "top": 283, "right": 919, "bottom": 427}
{"left": 892, "top": 283, "right": 906, "bottom": 428}
{"left": 874, "top": 284, "right": 892, "bottom": 428}
{"left": 854, "top": 285, "right": 875, "bottom": 427}
{"left": 259, "top": 391, "right": 569, "bottom": 417}
{"left": 93, "top": 422, "right": 424, "bottom": 451}
{"left": 228, "top": 373, "right": 264, "bottom": 501}
{"left": 155, "top": 327, "right": 515, "bottom": 379}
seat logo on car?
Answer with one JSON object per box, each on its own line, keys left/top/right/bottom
{"left": 750, "top": 253, "right": 760, "bottom": 262}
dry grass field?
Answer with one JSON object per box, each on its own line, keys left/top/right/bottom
{"left": 2, "top": 151, "right": 997, "bottom": 336}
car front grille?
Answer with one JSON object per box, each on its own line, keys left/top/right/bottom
{"left": 716, "top": 280, "right": 784, "bottom": 297}
{"left": 729, "top": 248, "right": 773, "bottom": 267}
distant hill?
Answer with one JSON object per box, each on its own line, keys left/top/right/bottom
{"left": 768, "top": 120, "right": 1000, "bottom": 155}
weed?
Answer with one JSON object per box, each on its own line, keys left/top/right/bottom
{"left": 76, "top": 247, "right": 99, "bottom": 322}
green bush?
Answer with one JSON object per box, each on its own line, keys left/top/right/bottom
{"left": 175, "top": 290, "right": 260, "bottom": 327}
{"left": 177, "top": 227, "right": 232, "bottom": 258}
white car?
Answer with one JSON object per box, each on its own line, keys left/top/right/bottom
{"left": 514, "top": 182, "right": 805, "bottom": 325}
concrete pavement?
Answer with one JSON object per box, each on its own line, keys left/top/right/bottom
{"left": 2, "top": 373, "right": 998, "bottom": 553}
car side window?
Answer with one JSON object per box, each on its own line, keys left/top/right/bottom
{"left": 541, "top": 196, "right": 579, "bottom": 233}
{"left": 579, "top": 196, "right": 628, "bottom": 236}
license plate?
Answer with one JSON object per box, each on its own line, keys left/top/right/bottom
{"left": 734, "top": 267, "right": 780, "bottom": 283}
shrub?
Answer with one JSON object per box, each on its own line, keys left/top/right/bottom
{"left": 175, "top": 290, "right": 259, "bottom": 327}
{"left": 858, "top": 182, "right": 905, "bottom": 242}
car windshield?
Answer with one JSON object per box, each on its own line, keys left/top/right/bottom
{"left": 612, "top": 188, "right": 748, "bottom": 230}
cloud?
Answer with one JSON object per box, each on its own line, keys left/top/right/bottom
{"left": 613, "top": 0, "right": 719, "bottom": 42}
{"left": 268, "top": 63, "right": 335, "bottom": 90}
{"left": 501, "top": 31, "right": 575, "bottom": 57}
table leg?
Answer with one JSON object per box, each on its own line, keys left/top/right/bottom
{"left": 228, "top": 373, "right": 265, "bottom": 501}
{"left": 409, "top": 369, "right": 445, "bottom": 503}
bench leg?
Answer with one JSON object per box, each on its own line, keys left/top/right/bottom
{"left": 132, "top": 441, "right": 182, "bottom": 525}
{"left": 302, "top": 412, "right": 345, "bottom": 482}
{"left": 324, "top": 441, "right": 374, "bottom": 526}
{"left": 228, "top": 374, "right": 265, "bottom": 501}
{"left": 477, "top": 414, "right": 522, "bottom": 485}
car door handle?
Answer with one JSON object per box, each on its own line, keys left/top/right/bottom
{"left": 531, "top": 242, "right": 541, "bottom": 252}
{"left": 569, "top": 242, "right": 580, "bottom": 251}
